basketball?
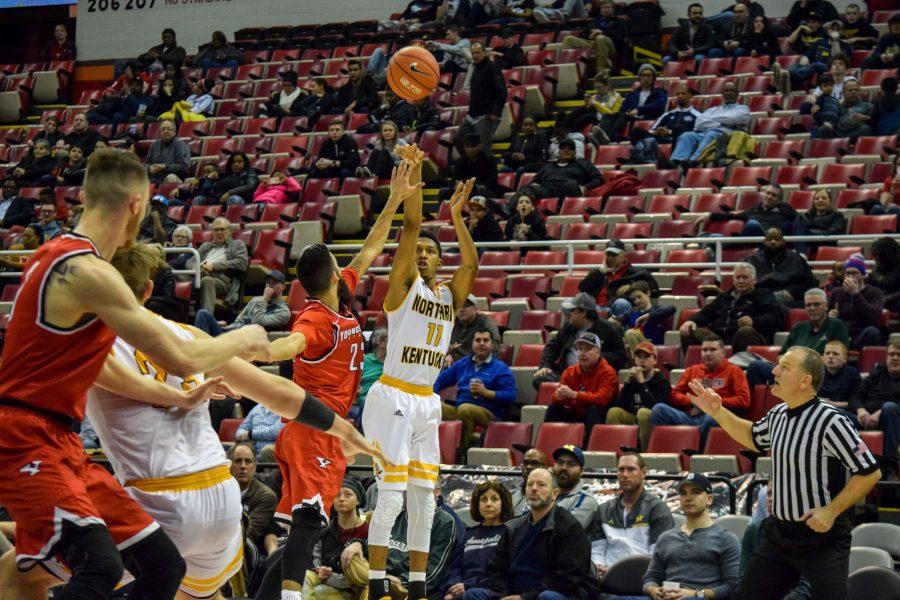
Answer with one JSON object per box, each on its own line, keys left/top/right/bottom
{"left": 387, "top": 45, "right": 440, "bottom": 102}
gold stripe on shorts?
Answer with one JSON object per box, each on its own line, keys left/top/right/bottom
{"left": 181, "top": 544, "right": 244, "bottom": 593}
{"left": 378, "top": 374, "right": 434, "bottom": 396}
{"left": 126, "top": 465, "right": 231, "bottom": 493}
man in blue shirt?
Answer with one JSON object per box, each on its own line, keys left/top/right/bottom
{"left": 437, "top": 327, "right": 517, "bottom": 449}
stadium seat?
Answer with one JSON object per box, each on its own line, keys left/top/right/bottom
{"left": 859, "top": 347, "right": 886, "bottom": 374}
{"left": 785, "top": 308, "right": 809, "bottom": 330}
{"left": 849, "top": 548, "right": 894, "bottom": 573}
{"left": 692, "top": 193, "right": 737, "bottom": 213}
{"left": 850, "top": 215, "right": 897, "bottom": 235}
{"left": 519, "top": 310, "right": 560, "bottom": 332}
{"left": 611, "top": 221, "right": 653, "bottom": 240}
{"left": 752, "top": 117, "right": 793, "bottom": 139}
{"left": 805, "top": 137, "right": 850, "bottom": 161}
{"left": 471, "top": 277, "right": 506, "bottom": 299}
{"left": 733, "top": 56, "right": 771, "bottom": 75}
{"left": 587, "top": 424, "right": 638, "bottom": 453}
{"left": 726, "top": 166, "right": 772, "bottom": 188}
{"left": 716, "top": 514, "right": 752, "bottom": 539}
{"left": 744, "top": 94, "right": 782, "bottom": 113}
{"left": 640, "top": 169, "right": 681, "bottom": 193}
{"left": 560, "top": 196, "right": 601, "bottom": 217}
{"left": 594, "top": 144, "right": 632, "bottom": 167}
{"left": 859, "top": 431, "right": 884, "bottom": 457}
{"left": 657, "top": 219, "right": 699, "bottom": 238}
{"left": 774, "top": 164, "right": 818, "bottom": 189}
{"left": 481, "top": 251, "right": 522, "bottom": 276}
{"left": 850, "top": 135, "right": 897, "bottom": 162}
{"left": 664, "top": 249, "right": 709, "bottom": 273}
{"left": 185, "top": 205, "right": 222, "bottom": 226}
{"left": 681, "top": 167, "right": 725, "bottom": 190}
{"left": 646, "top": 425, "right": 701, "bottom": 470}
{"left": 601, "top": 555, "right": 652, "bottom": 596}
{"left": 438, "top": 421, "right": 462, "bottom": 465}
{"left": 482, "top": 422, "right": 533, "bottom": 465}
{"left": 482, "top": 310, "right": 510, "bottom": 329}
{"left": 218, "top": 419, "right": 243, "bottom": 442}
{"left": 746, "top": 345, "right": 780, "bottom": 363}
{"left": 513, "top": 344, "right": 544, "bottom": 367}
{"left": 848, "top": 566, "right": 900, "bottom": 600}
{"left": 507, "top": 276, "right": 552, "bottom": 308}
{"left": 603, "top": 196, "right": 645, "bottom": 217}
{"left": 816, "top": 163, "right": 867, "bottom": 188}
{"left": 646, "top": 194, "right": 690, "bottom": 218}
{"left": 534, "top": 422, "right": 585, "bottom": 459}
{"left": 703, "top": 427, "right": 752, "bottom": 473}
{"left": 250, "top": 228, "right": 293, "bottom": 272}
{"left": 852, "top": 523, "right": 900, "bottom": 560}
{"left": 753, "top": 139, "right": 805, "bottom": 165}
{"left": 836, "top": 189, "right": 881, "bottom": 209}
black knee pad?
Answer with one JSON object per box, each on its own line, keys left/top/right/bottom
{"left": 281, "top": 506, "right": 325, "bottom": 584}
{"left": 54, "top": 524, "right": 124, "bottom": 600}
{"left": 120, "top": 528, "right": 187, "bottom": 600}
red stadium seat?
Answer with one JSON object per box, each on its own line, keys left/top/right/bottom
{"left": 671, "top": 275, "right": 716, "bottom": 297}
{"left": 438, "top": 421, "right": 462, "bottom": 464}
{"left": 647, "top": 194, "right": 690, "bottom": 217}
{"left": 514, "top": 344, "right": 544, "bottom": 367}
{"left": 742, "top": 75, "right": 776, "bottom": 94}
{"left": 603, "top": 196, "right": 645, "bottom": 217}
{"left": 647, "top": 425, "right": 701, "bottom": 470}
{"left": 774, "top": 165, "right": 818, "bottom": 189}
{"left": 519, "top": 310, "right": 560, "bottom": 332}
{"left": 860, "top": 69, "right": 898, "bottom": 88}
{"left": 560, "top": 196, "right": 601, "bottom": 217}
{"left": 483, "top": 422, "right": 533, "bottom": 465}
{"left": 820, "top": 163, "right": 866, "bottom": 187}
{"left": 535, "top": 423, "right": 585, "bottom": 459}
{"left": 704, "top": 427, "right": 752, "bottom": 473}
{"left": 815, "top": 246, "right": 862, "bottom": 262}
{"left": 218, "top": 419, "right": 243, "bottom": 442}
{"left": 185, "top": 205, "right": 222, "bottom": 225}
{"left": 807, "top": 138, "right": 850, "bottom": 159}
{"left": 627, "top": 249, "right": 661, "bottom": 266}
{"left": 611, "top": 221, "right": 652, "bottom": 240}
{"left": 693, "top": 193, "right": 737, "bottom": 213}
{"left": 471, "top": 277, "right": 506, "bottom": 299}
{"left": 727, "top": 166, "right": 773, "bottom": 188}
{"left": 287, "top": 280, "right": 308, "bottom": 311}
{"left": 752, "top": 117, "right": 793, "bottom": 139}
{"left": 786, "top": 308, "right": 809, "bottom": 330}
{"left": 587, "top": 424, "right": 638, "bottom": 453}
{"left": 573, "top": 250, "right": 605, "bottom": 266}
{"left": 507, "top": 276, "right": 552, "bottom": 308}
{"left": 733, "top": 56, "right": 771, "bottom": 75}
{"left": 640, "top": 169, "right": 681, "bottom": 193}
{"left": 836, "top": 189, "right": 880, "bottom": 209}
{"left": 594, "top": 145, "right": 632, "bottom": 166}
{"left": 661, "top": 61, "right": 693, "bottom": 78}
{"left": 749, "top": 384, "right": 779, "bottom": 422}
{"left": 657, "top": 220, "right": 699, "bottom": 238}
{"left": 664, "top": 249, "right": 709, "bottom": 272}
{"left": 480, "top": 251, "right": 521, "bottom": 276}
{"left": 850, "top": 215, "right": 898, "bottom": 235}
{"left": 747, "top": 345, "right": 780, "bottom": 363}
{"left": 536, "top": 382, "right": 560, "bottom": 406}
{"left": 859, "top": 431, "right": 884, "bottom": 457}
{"left": 682, "top": 167, "right": 725, "bottom": 190}
{"left": 757, "top": 139, "right": 805, "bottom": 164}
{"left": 853, "top": 135, "right": 897, "bottom": 161}
{"left": 859, "top": 347, "right": 886, "bottom": 374}
{"left": 250, "top": 228, "right": 293, "bottom": 271}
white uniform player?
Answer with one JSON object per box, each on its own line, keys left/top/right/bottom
{"left": 362, "top": 277, "right": 455, "bottom": 491}
{"left": 84, "top": 314, "right": 243, "bottom": 599}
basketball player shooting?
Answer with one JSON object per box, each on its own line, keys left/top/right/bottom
{"left": 362, "top": 143, "right": 478, "bottom": 600}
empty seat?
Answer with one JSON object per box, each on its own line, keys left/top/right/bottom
{"left": 482, "top": 422, "right": 533, "bottom": 465}
{"left": 587, "top": 424, "right": 638, "bottom": 453}
{"left": 534, "top": 422, "right": 585, "bottom": 459}
{"left": 438, "top": 420, "right": 462, "bottom": 465}
{"left": 647, "top": 425, "right": 701, "bottom": 470}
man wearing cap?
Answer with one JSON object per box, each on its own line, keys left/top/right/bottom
{"left": 664, "top": 4, "right": 719, "bottom": 63}
{"left": 827, "top": 257, "right": 884, "bottom": 350}
{"left": 618, "top": 64, "right": 668, "bottom": 138}
{"left": 138, "top": 193, "right": 177, "bottom": 244}
{"left": 547, "top": 331, "right": 619, "bottom": 434}
{"left": 489, "top": 28, "right": 525, "bottom": 69}
{"left": 436, "top": 327, "right": 517, "bottom": 449}
{"left": 447, "top": 295, "right": 501, "bottom": 364}
{"left": 194, "top": 269, "right": 290, "bottom": 336}
{"left": 229, "top": 442, "right": 277, "bottom": 550}
{"left": 528, "top": 138, "right": 603, "bottom": 200}
{"left": 579, "top": 239, "right": 658, "bottom": 322}
{"left": 552, "top": 445, "right": 599, "bottom": 529}
{"left": 465, "top": 194, "right": 504, "bottom": 244}
{"left": 588, "top": 453, "right": 675, "bottom": 578}
{"left": 864, "top": 13, "right": 900, "bottom": 69}
{"left": 535, "top": 292, "right": 626, "bottom": 390}
{"left": 607, "top": 342, "right": 671, "bottom": 449}
{"left": 624, "top": 473, "right": 741, "bottom": 600}
{"left": 510, "top": 448, "right": 549, "bottom": 514}
{"left": 260, "top": 70, "right": 305, "bottom": 118}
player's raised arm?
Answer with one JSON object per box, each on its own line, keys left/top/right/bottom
{"left": 447, "top": 178, "right": 479, "bottom": 309}
{"left": 349, "top": 159, "right": 424, "bottom": 276}
{"left": 384, "top": 145, "right": 426, "bottom": 312}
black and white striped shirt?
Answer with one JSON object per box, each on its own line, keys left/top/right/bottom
{"left": 752, "top": 398, "right": 879, "bottom": 522}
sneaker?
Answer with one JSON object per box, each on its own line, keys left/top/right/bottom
{"left": 592, "top": 125, "right": 610, "bottom": 145}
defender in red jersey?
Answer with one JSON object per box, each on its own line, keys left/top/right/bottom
{"left": 259, "top": 161, "right": 423, "bottom": 600}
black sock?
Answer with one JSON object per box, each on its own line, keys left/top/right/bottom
{"left": 369, "top": 577, "right": 390, "bottom": 599}
{"left": 407, "top": 580, "right": 426, "bottom": 599}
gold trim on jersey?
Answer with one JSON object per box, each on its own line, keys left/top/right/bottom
{"left": 181, "top": 543, "right": 245, "bottom": 594}
{"left": 378, "top": 374, "right": 434, "bottom": 396}
{"left": 125, "top": 465, "right": 231, "bottom": 493}
{"left": 383, "top": 273, "right": 419, "bottom": 314}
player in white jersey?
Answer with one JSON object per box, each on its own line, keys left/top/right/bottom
{"left": 362, "top": 144, "right": 478, "bottom": 600}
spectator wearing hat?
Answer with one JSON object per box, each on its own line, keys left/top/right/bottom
{"left": 260, "top": 71, "right": 305, "bottom": 118}
{"left": 828, "top": 256, "right": 884, "bottom": 350}
{"left": 552, "top": 445, "right": 599, "bottom": 529}
{"left": 865, "top": 13, "right": 900, "bottom": 69}
{"left": 451, "top": 134, "right": 504, "bottom": 199}
{"left": 489, "top": 28, "right": 525, "bottom": 69}
{"left": 652, "top": 335, "right": 750, "bottom": 442}
{"left": 588, "top": 453, "right": 675, "bottom": 578}
{"left": 664, "top": 4, "right": 720, "bottom": 63}
{"left": 436, "top": 327, "right": 517, "bottom": 448}
{"left": 618, "top": 473, "right": 741, "bottom": 600}
{"left": 561, "top": 0, "right": 628, "bottom": 73}
{"left": 448, "top": 295, "right": 502, "bottom": 364}
{"left": 236, "top": 403, "right": 285, "bottom": 461}
{"left": 546, "top": 332, "right": 619, "bottom": 434}
{"left": 787, "top": 0, "right": 838, "bottom": 29}
{"left": 526, "top": 139, "right": 603, "bottom": 200}
{"left": 466, "top": 195, "right": 504, "bottom": 244}
{"left": 534, "top": 292, "right": 627, "bottom": 390}
{"left": 194, "top": 269, "right": 289, "bottom": 336}
{"left": 138, "top": 194, "right": 177, "bottom": 244}
{"left": 617, "top": 64, "right": 668, "bottom": 137}
{"left": 229, "top": 442, "right": 277, "bottom": 549}
{"left": 579, "top": 239, "right": 659, "bottom": 323}
{"left": 607, "top": 342, "right": 671, "bottom": 449}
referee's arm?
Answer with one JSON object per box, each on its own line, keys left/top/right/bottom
{"left": 687, "top": 380, "right": 758, "bottom": 450}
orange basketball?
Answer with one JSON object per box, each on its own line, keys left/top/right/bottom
{"left": 387, "top": 46, "right": 440, "bottom": 102}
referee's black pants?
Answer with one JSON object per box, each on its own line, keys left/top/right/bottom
{"left": 735, "top": 515, "right": 851, "bottom": 600}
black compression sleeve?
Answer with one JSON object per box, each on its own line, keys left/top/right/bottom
{"left": 294, "top": 392, "right": 336, "bottom": 431}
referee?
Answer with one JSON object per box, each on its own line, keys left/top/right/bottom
{"left": 688, "top": 346, "right": 882, "bottom": 599}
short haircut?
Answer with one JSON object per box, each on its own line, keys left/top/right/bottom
{"left": 347, "top": 58, "right": 362, "bottom": 68}
{"left": 818, "top": 74, "right": 835, "bottom": 86}
{"left": 528, "top": 466, "right": 558, "bottom": 489}
{"left": 469, "top": 480, "right": 514, "bottom": 523}
{"left": 296, "top": 243, "right": 336, "bottom": 297}
{"left": 805, "top": 288, "right": 827, "bottom": 302}
{"left": 159, "top": 118, "right": 176, "bottom": 130}
{"left": 370, "top": 327, "right": 388, "bottom": 348}
{"left": 473, "top": 326, "right": 495, "bottom": 339}
{"left": 212, "top": 30, "right": 227, "bottom": 43}
{"left": 82, "top": 149, "right": 149, "bottom": 210}
{"left": 162, "top": 27, "right": 176, "bottom": 37}
{"left": 630, "top": 280, "right": 651, "bottom": 295}
{"left": 688, "top": 2, "right": 703, "bottom": 13}
{"left": 824, "top": 339, "right": 848, "bottom": 356}
{"left": 594, "top": 72, "right": 610, "bottom": 86}
{"left": 228, "top": 441, "right": 256, "bottom": 461}
{"left": 829, "top": 53, "right": 849, "bottom": 66}
{"left": 846, "top": 3, "right": 859, "bottom": 9}
{"left": 889, "top": 338, "right": 900, "bottom": 351}
{"left": 470, "top": 41, "right": 485, "bottom": 52}
{"left": 39, "top": 196, "right": 55, "bottom": 207}
{"left": 329, "top": 118, "right": 344, "bottom": 128}
{"left": 734, "top": 262, "right": 757, "bottom": 278}
{"left": 447, "top": 24, "right": 461, "bottom": 35}
{"left": 173, "top": 224, "right": 192, "bottom": 239}
{"left": 211, "top": 216, "right": 230, "bottom": 230}
{"left": 788, "top": 346, "right": 825, "bottom": 391}
{"left": 111, "top": 243, "right": 160, "bottom": 301}
{"left": 619, "top": 451, "right": 646, "bottom": 469}
{"left": 702, "top": 334, "right": 724, "bottom": 347}
{"left": 44, "top": 115, "right": 59, "bottom": 125}
{"left": 418, "top": 230, "right": 442, "bottom": 258}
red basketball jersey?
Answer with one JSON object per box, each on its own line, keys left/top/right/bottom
{"left": 0, "top": 233, "right": 116, "bottom": 422}
{"left": 292, "top": 268, "right": 364, "bottom": 417}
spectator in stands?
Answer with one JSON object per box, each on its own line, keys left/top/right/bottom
{"left": 200, "top": 151, "right": 259, "bottom": 206}
{"left": 144, "top": 77, "right": 181, "bottom": 121}
{"left": 631, "top": 473, "right": 741, "bottom": 599}
{"left": 868, "top": 237, "right": 900, "bottom": 311}
{"left": 186, "top": 216, "right": 249, "bottom": 313}
{"left": 589, "top": 452, "right": 675, "bottom": 576}
{"left": 546, "top": 331, "right": 618, "bottom": 432}
{"left": 104, "top": 60, "right": 153, "bottom": 98}
{"left": 777, "top": 13, "right": 850, "bottom": 94}
{"left": 336, "top": 58, "right": 380, "bottom": 115}
{"left": 193, "top": 30, "right": 242, "bottom": 72}
{"left": 89, "top": 78, "right": 154, "bottom": 126}
{"left": 874, "top": 77, "right": 900, "bottom": 136}
{"left": 664, "top": 4, "right": 719, "bottom": 63}
{"left": 560, "top": 0, "right": 627, "bottom": 73}
{"left": 466, "top": 195, "right": 504, "bottom": 244}
{"left": 379, "top": 0, "right": 441, "bottom": 31}
{"left": 229, "top": 442, "right": 277, "bottom": 549}
{"left": 489, "top": 0, "right": 534, "bottom": 25}
{"left": 56, "top": 143, "right": 86, "bottom": 186}
{"left": 503, "top": 117, "right": 550, "bottom": 173}
{"left": 618, "top": 281, "right": 675, "bottom": 348}
{"left": 0, "top": 224, "right": 42, "bottom": 272}
{"left": 463, "top": 467, "right": 594, "bottom": 600}
{"left": 668, "top": 81, "right": 750, "bottom": 168}
{"left": 308, "top": 119, "right": 361, "bottom": 179}
{"left": 706, "top": 0, "right": 766, "bottom": 28}
{"left": 649, "top": 82, "right": 702, "bottom": 145}
{"left": 535, "top": 292, "right": 627, "bottom": 391}
{"left": 533, "top": 0, "right": 589, "bottom": 24}
{"left": 194, "top": 269, "right": 289, "bottom": 335}
{"left": 820, "top": 340, "right": 861, "bottom": 418}
{"left": 364, "top": 89, "right": 415, "bottom": 133}
{"left": 408, "top": 94, "right": 443, "bottom": 133}
{"left": 437, "top": 327, "right": 516, "bottom": 448}
{"left": 252, "top": 170, "right": 302, "bottom": 205}
{"left": 13, "top": 139, "right": 55, "bottom": 186}
{"left": 551, "top": 445, "right": 599, "bottom": 529}
{"left": 447, "top": 295, "right": 501, "bottom": 364}
{"left": 454, "top": 42, "right": 506, "bottom": 150}
{"left": 652, "top": 336, "right": 750, "bottom": 440}
{"left": 713, "top": 1, "right": 754, "bottom": 57}
{"left": 709, "top": 183, "right": 799, "bottom": 236}
{"left": 680, "top": 262, "right": 787, "bottom": 351}
{"left": 511, "top": 448, "right": 549, "bottom": 513}
{"left": 618, "top": 64, "right": 668, "bottom": 135}
{"left": 787, "top": 0, "right": 838, "bottom": 30}
{"left": 827, "top": 79, "right": 874, "bottom": 140}
{"left": 139, "top": 244, "right": 181, "bottom": 322}
{"left": 158, "top": 78, "right": 214, "bottom": 122}
{"left": 747, "top": 228, "right": 818, "bottom": 307}
{"left": 451, "top": 134, "right": 503, "bottom": 198}
{"left": 259, "top": 71, "right": 304, "bottom": 118}
{"left": 443, "top": 481, "right": 514, "bottom": 600}
{"left": 803, "top": 191, "right": 846, "bottom": 251}
{"left": 173, "top": 162, "right": 219, "bottom": 205}
{"left": 489, "top": 27, "right": 525, "bottom": 69}
{"left": 135, "top": 28, "right": 186, "bottom": 71}
{"left": 295, "top": 77, "right": 338, "bottom": 122}
{"left": 428, "top": 25, "right": 472, "bottom": 74}
{"left": 606, "top": 342, "right": 671, "bottom": 449}
{"left": 504, "top": 192, "right": 547, "bottom": 243}
{"left": 579, "top": 239, "right": 659, "bottom": 321}
{"left": 527, "top": 139, "right": 602, "bottom": 200}
{"left": 547, "top": 122, "right": 586, "bottom": 161}
{"left": 32, "top": 115, "right": 64, "bottom": 148}
{"left": 356, "top": 328, "right": 388, "bottom": 422}
{"left": 145, "top": 119, "right": 190, "bottom": 184}
{"left": 40, "top": 22, "right": 75, "bottom": 62}
{"left": 874, "top": 171, "right": 900, "bottom": 216}
{"left": 166, "top": 226, "right": 193, "bottom": 271}
{"left": 137, "top": 195, "right": 176, "bottom": 244}
{"left": 236, "top": 403, "right": 284, "bottom": 463}
{"left": 161, "top": 61, "right": 189, "bottom": 98}
{"left": 828, "top": 256, "right": 885, "bottom": 349}
{"left": 566, "top": 72, "right": 624, "bottom": 146}
{"left": 33, "top": 196, "right": 63, "bottom": 241}
{"left": 863, "top": 13, "right": 900, "bottom": 69}
{"left": 839, "top": 3, "right": 877, "bottom": 48}
{"left": 851, "top": 339, "right": 900, "bottom": 465}
{"left": 746, "top": 14, "right": 782, "bottom": 57}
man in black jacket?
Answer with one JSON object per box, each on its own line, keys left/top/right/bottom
{"left": 490, "top": 28, "right": 525, "bottom": 69}
{"left": 578, "top": 239, "right": 659, "bottom": 320}
{"left": 747, "top": 228, "right": 818, "bottom": 307}
{"left": 363, "top": 89, "right": 415, "bottom": 133}
{"left": 464, "top": 467, "right": 596, "bottom": 600}
{"left": 503, "top": 117, "right": 549, "bottom": 173}
{"left": 526, "top": 139, "right": 602, "bottom": 200}
{"left": 63, "top": 112, "right": 102, "bottom": 156}
{"left": 864, "top": 14, "right": 900, "bottom": 70}
{"left": 707, "top": 183, "right": 799, "bottom": 236}
{"left": 534, "top": 292, "right": 626, "bottom": 389}
{"left": 13, "top": 140, "right": 56, "bottom": 187}
{"left": 465, "top": 195, "right": 503, "bottom": 244}
{"left": 664, "top": 4, "right": 719, "bottom": 62}
{"left": 449, "top": 133, "right": 503, "bottom": 198}
{"left": 454, "top": 42, "right": 507, "bottom": 152}
{"left": 136, "top": 28, "right": 187, "bottom": 70}
{"left": 850, "top": 340, "right": 900, "bottom": 465}
{"left": 0, "top": 179, "right": 33, "bottom": 229}
{"left": 335, "top": 59, "right": 380, "bottom": 114}
{"left": 679, "top": 262, "right": 788, "bottom": 352}
{"left": 408, "top": 96, "right": 442, "bottom": 133}
{"left": 309, "top": 119, "right": 361, "bottom": 179}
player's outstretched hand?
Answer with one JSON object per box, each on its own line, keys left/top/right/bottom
{"left": 687, "top": 379, "right": 723, "bottom": 417}
{"left": 339, "top": 425, "right": 393, "bottom": 468}
{"left": 235, "top": 325, "right": 272, "bottom": 362}
{"left": 449, "top": 178, "right": 476, "bottom": 220}
{"left": 388, "top": 160, "right": 425, "bottom": 205}
{"left": 175, "top": 376, "right": 238, "bottom": 410}
{"left": 397, "top": 143, "right": 425, "bottom": 167}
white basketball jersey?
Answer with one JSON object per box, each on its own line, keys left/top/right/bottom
{"left": 383, "top": 276, "right": 455, "bottom": 388}
{"left": 86, "top": 312, "right": 227, "bottom": 484}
